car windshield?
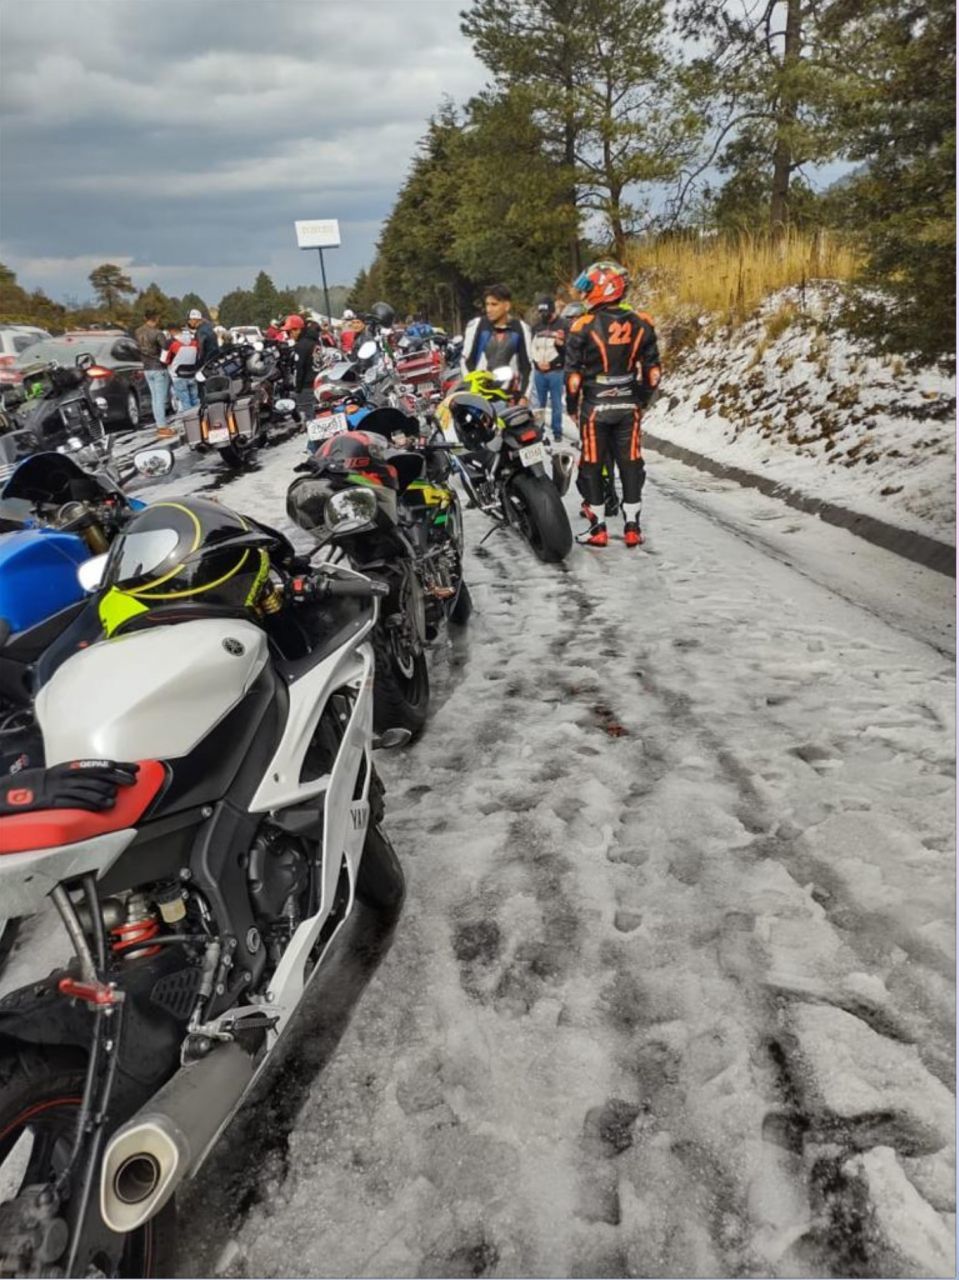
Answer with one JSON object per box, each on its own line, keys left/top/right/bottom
{"left": 16, "top": 337, "right": 110, "bottom": 367}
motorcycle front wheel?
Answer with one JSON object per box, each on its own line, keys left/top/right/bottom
{"left": 508, "top": 472, "right": 573, "bottom": 563}
{"left": 355, "top": 825, "right": 406, "bottom": 918}
{"left": 0, "top": 1047, "right": 176, "bottom": 1277}
{"left": 371, "top": 625, "right": 429, "bottom": 740}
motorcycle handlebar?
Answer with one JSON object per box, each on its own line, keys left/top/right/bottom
{"left": 321, "top": 577, "right": 389, "bottom": 599}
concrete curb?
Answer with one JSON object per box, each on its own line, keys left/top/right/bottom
{"left": 644, "top": 431, "right": 956, "bottom": 580}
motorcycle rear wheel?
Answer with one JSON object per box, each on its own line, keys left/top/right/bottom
{"left": 217, "top": 441, "right": 254, "bottom": 468}
{"left": 448, "top": 580, "right": 472, "bottom": 626}
{"left": 509, "top": 473, "right": 573, "bottom": 563}
{"left": 371, "top": 626, "right": 429, "bottom": 740}
{"left": 0, "top": 1047, "right": 176, "bottom": 1277}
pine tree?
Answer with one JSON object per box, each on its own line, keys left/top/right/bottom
{"left": 88, "top": 263, "right": 136, "bottom": 313}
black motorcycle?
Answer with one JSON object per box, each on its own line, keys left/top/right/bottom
{"left": 3, "top": 353, "right": 110, "bottom": 463}
{"left": 188, "top": 344, "right": 271, "bottom": 467}
{"left": 445, "top": 392, "right": 573, "bottom": 563}
{"left": 361, "top": 406, "right": 472, "bottom": 635}
{"left": 286, "top": 428, "right": 443, "bottom": 738}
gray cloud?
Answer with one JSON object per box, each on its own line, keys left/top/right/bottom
{"left": 0, "top": 0, "right": 484, "bottom": 302}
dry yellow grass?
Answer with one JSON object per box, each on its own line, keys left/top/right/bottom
{"left": 625, "top": 229, "right": 861, "bottom": 330}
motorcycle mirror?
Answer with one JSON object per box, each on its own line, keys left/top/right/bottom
{"left": 75, "top": 352, "right": 94, "bottom": 371}
{"left": 133, "top": 446, "right": 175, "bottom": 477}
{"left": 491, "top": 365, "right": 514, "bottom": 388}
{"left": 356, "top": 341, "right": 377, "bottom": 361}
{"left": 77, "top": 553, "right": 108, "bottom": 593}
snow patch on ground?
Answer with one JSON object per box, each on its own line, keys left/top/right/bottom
{"left": 652, "top": 285, "right": 956, "bottom": 544}
{"left": 157, "top": 435, "right": 954, "bottom": 1278}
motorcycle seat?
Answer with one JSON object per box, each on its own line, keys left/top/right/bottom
{"left": 0, "top": 759, "right": 167, "bottom": 854}
{"left": 388, "top": 451, "right": 426, "bottom": 494}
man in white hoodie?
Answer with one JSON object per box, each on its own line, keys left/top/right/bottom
{"left": 162, "top": 325, "right": 200, "bottom": 410}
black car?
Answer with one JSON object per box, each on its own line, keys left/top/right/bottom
{"left": 13, "top": 331, "right": 164, "bottom": 430}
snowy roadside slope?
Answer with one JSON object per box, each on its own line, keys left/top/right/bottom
{"left": 172, "top": 449, "right": 955, "bottom": 1280}
{"left": 651, "top": 286, "right": 955, "bottom": 545}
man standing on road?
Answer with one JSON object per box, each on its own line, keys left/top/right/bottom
{"left": 531, "top": 295, "right": 566, "bottom": 441}
{"left": 188, "top": 309, "right": 218, "bottom": 368}
{"left": 565, "top": 261, "right": 661, "bottom": 548}
{"left": 134, "top": 308, "right": 169, "bottom": 430}
{"left": 162, "top": 325, "right": 200, "bottom": 411}
{"left": 462, "top": 284, "right": 533, "bottom": 401}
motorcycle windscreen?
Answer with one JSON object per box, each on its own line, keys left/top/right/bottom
{"left": 35, "top": 617, "right": 269, "bottom": 765}
{"left": 1, "top": 450, "right": 121, "bottom": 506}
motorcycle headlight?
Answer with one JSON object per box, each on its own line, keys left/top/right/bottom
{"left": 325, "top": 487, "right": 377, "bottom": 532}
{"left": 274, "top": 398, "right": 296, "bottom": 414}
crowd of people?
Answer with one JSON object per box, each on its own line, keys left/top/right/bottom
{"left": 134, "top": 258, "right": 660, "bottom": 545}
{"left": 458, "top": 262, "right": 661, "bottom": 547}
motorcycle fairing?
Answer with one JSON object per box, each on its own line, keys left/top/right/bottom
{"left": 36, "top": 619, "right": 269, "bottom": 764}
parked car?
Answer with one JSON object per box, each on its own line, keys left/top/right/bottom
{"left": 0, "top": 326, "right": 52, "bottom": 388}
{"left": 13, "top": 331, "right": 157, "bottom": 429}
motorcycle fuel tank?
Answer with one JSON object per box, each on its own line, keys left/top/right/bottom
{"left": 37, "top": 617, "right": 269, "bottom": 765}
{"left": 0, "top": 527, "right": 89, "bottom": 632}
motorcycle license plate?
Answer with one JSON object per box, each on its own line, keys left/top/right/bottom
{"left": 206, "top": 426, "right": 231, "bottom": 444}
{"left": 308, "top": 412, "right": 347, "bottom": 441}
{"left": 519, "top": 442, "right": 546, "bottom": 468}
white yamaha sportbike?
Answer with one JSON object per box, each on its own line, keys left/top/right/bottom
{"left": 0, "top": 558, "right": 405, "bottom": 1277}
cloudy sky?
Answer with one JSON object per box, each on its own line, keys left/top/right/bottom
{"left": 0, "top": 0, "right": 485, "bottom": 305}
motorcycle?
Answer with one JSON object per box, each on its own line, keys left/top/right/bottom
{"left": 287, "top": 430, "right": 440, "bottom": 738}
{"left": 442, "top": 370, "right": 573, "bottom": 563}
{"left": 0, "top": 539, "right": 405, "bottom": 1278}
{"left": 3, "top": 354, "right": 111, "bottom": 463}
{"left": 361, "top": 406, "right": 472, "bottom": 637}
{"left": 0, "top": 450, "right": 156, "bottom": 733}
{"left": 177, "top": 344, "right": 273, "bottom": 468}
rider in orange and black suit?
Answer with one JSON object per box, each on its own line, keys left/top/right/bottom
{"left": 565, "top": 261, "right": 661, "bottom": 547}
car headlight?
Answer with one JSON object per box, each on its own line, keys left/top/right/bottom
{"left": 325, "top": 487, "right": 377, "bottom": 533}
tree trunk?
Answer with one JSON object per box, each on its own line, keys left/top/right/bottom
{"left": 769, "top": 0, "right": 802, "bottom": 234}
{"left": 562, "top": 31, "right": 581, "bottom": 277}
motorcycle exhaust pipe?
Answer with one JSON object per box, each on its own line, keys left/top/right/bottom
{"left": 99, "top": 1040, "right": 253, "bottom": 1234}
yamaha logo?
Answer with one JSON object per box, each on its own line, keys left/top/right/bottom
{"left": 223, "top": 638, "right": 245, "bottom": 656}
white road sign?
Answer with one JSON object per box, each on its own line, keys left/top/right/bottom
{"left": 295, "top": 219, "right": 341, "bottom": 249}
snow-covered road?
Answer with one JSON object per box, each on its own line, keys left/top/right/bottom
{"left": 136, "top": 432, "right": 955, "bottom": 1279}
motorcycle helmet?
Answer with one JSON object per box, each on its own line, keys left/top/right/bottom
{"left": 573, "top": 261, "right": 629, "bottom": 308}
{"left": 447, "top": 393, "right": 498, "bottom": 449}
{"left": 369, "top": 301, "right": 395, "bottom": 329}
{"left": 461, "top": 369, "right": 510, "bottom": 403}
{"left": 284, "top": 314, "right": 305, "bottom": 333}
{"left": 314, "top": 431, "right": 399, "bottom": 489}
{"left": 97, "top": 497, "right": 270, "bottom": 637}
{"left": 314, "top": 379, "right": 368, "bottom": 410}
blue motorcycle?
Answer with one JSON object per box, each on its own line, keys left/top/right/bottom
{"left": 0, "top": 447, "right": 144, "bottom": 754}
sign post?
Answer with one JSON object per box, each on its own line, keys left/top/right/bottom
{"left": 294, "top": 219, "right": 341, "bottom": 324}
